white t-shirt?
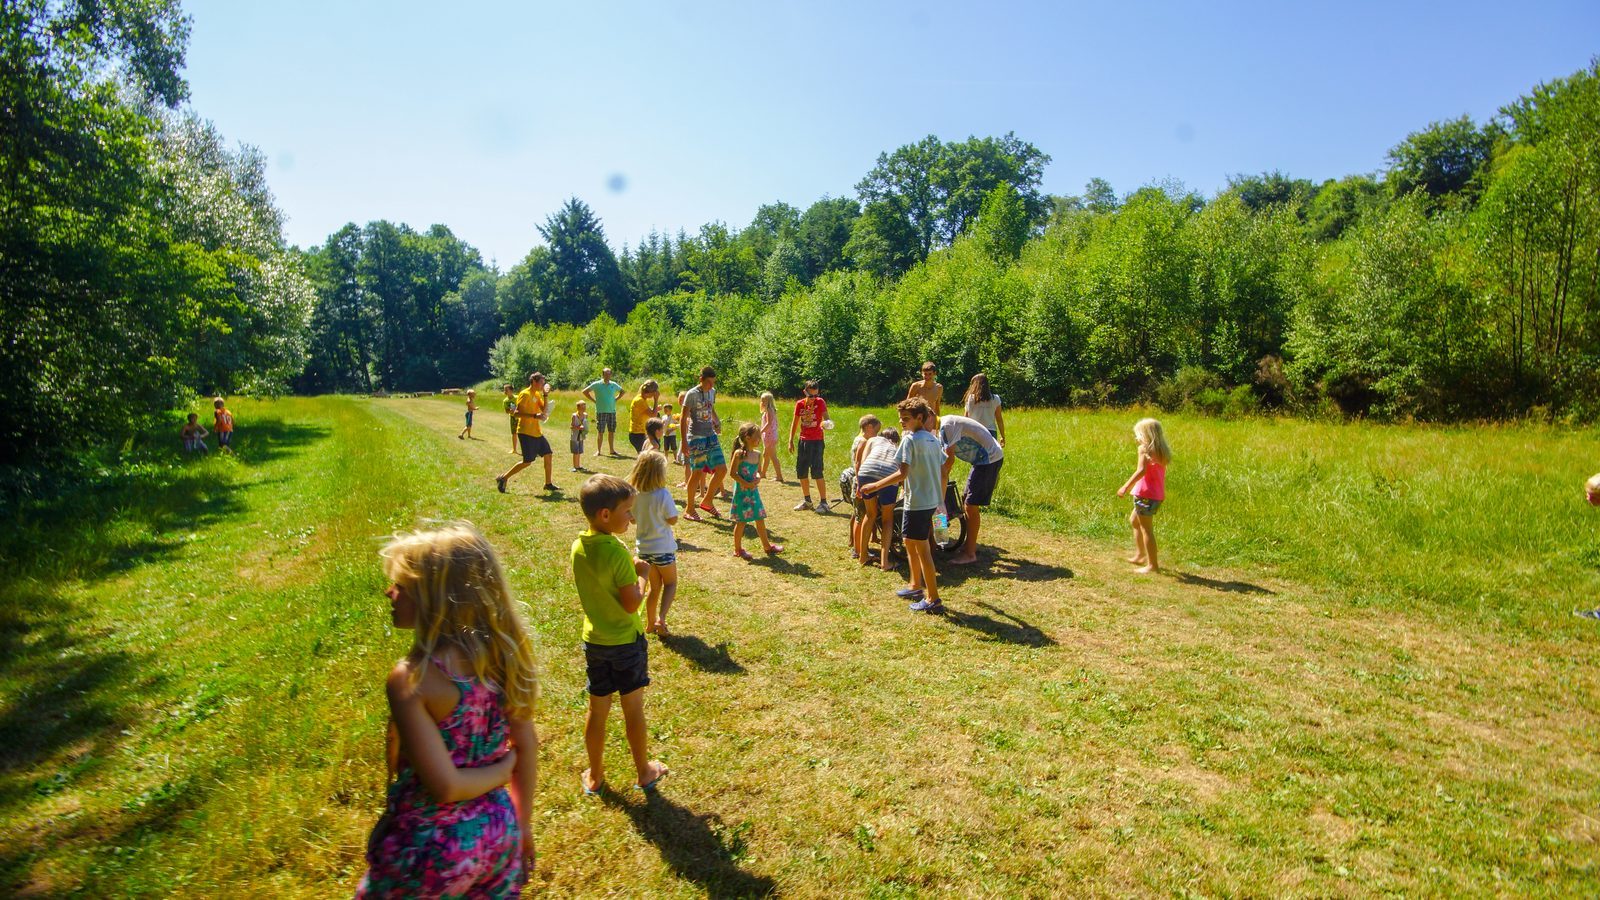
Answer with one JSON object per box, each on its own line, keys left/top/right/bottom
{"left": 896, "top": 430, "right": 946, "bottom": 511}
{"left": 633, "top": 487, "right": 679, "bottom": 555}
{"left": 938, "top": 415, "right": 1004, "bottom": 466}
{"left": 857, "top": 435, "right": 901, "bottom": 482}
{"left": 965, "top": 395, "right": 1002, "bottom": 431}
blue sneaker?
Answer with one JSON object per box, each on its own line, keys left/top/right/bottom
{"left": 895, "top": 586, "right": 923, "bottom": 598}
{"left": 909, "top": 598, "right": 945, "bottom": 614}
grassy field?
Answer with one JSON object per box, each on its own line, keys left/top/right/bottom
{"left": 2, "top": 393, "right": 1597, "bottom": 897}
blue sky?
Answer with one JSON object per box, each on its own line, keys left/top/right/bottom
{"left": 181, "top": 0, "right": 1598, "bottom": 267}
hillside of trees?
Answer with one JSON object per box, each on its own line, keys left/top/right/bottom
{"left": 4, "top": 0, "right": 1597, "bottom": 466}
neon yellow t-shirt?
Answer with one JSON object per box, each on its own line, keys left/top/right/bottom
{"left": 571, "top": 530, "right": 641, "bottom": 645}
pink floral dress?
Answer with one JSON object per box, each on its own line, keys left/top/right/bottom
{"left": 357, "top": 659, "right": 524, "bottom": 899}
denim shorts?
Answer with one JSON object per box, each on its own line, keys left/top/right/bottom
{"left": 639, "top": 551, "right": 676, "bottom": 567}
{"left": 1133, "top": 496, "right": 1162, "bottom": 517}
{"left": 584, "top": 634, "right": 649, "bottom": 697}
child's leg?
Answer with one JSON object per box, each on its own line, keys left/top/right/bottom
{"left": 856, "top": 500, "right": 874, "bottom": 565}
{"left": 772, "top": 450, "right": 784, "bottom": 482}
{"left": 906, "top": 537, "right": 926, "bottom": 590}
{"left": 1127, "top": 508, "right": 1147, "bottom": 564}
{"left": 916, "top": 539, "right": 940, "bottom": 602}
{"left": 878, "top": 506, "right": 895, "bottom": 570}
{"left": 618, "top": 687, "right": 665, "bottom": 787}
{"left": 733, "top": 521, "right": 745, "bottom": 554}
{"left": 656, "top": 564, "right": 678, "bottom": 628}
{"left": 644, "top": 564, "right": 662, "bottom": 633}
{"left": 583, "top": 694, "right": 613, "bottom": 789}
{"left": 755, "top": 519, "right": 775, "bottom": 551}
{"left": 1140, "top": 517, "right": 1159, "bottom": 573}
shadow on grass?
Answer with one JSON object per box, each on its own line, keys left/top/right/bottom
{"left": 943, "top": 601, "right": 1056, "bottom": 647}
{"left": 0, "top": 413, "right": 325, "bottom": 886}
{"left": 749, "top": 553, "right": 819, "bottom": 579}
{"left": 1174, "top": 572, "right": 1275, "bottom": 595}
{"left": 934, "top": 550, "right": 1074, "bottom": 589}
{"left": 605, "top": 790, "right": 774, "bottom": 898}
{"left": 658, "top": 634, "right": 747, "bottom": 675}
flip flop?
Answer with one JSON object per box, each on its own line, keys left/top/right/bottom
{"left": 683, "top": 510, "right": 702, "bottom": 523}
{"left": 733, "top": 549, "right": 754, "bottom": 560}
{"left": 636, "top": 769, "right": 668, "bottom": 793}
{"left": 699, "top": 503, "right": 722, "bottom": 519}
{"left": 581, "top": 770, "right": 604, "bottom": 796}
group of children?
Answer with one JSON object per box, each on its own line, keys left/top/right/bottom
{"left": 179, "top": 397, "right": 235, "bottom": 455}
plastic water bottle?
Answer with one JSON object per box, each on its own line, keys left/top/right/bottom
{"left": 822, "top": 418, "right": 835, "bottom": 431}
{"left": 932, "top": 510, "right": 949, "bottom": 544}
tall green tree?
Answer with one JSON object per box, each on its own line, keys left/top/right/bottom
{"left": 1385, "top": 115, "right": 1501, "bottom": 206}
{"left": 536, "top": 197, "right": 629, "bottom": 323}
{"left": 795, "top": 196, "right": 860, "bottom": 280}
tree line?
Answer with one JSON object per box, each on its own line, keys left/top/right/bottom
{"left": 4, "top": 1, "right": 1596, "bottom": 468}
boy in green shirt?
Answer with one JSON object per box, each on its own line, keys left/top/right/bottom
{"left": 572, "top": 474, "right": 668, "bottom": 794}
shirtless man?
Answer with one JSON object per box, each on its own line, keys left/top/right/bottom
{"left": 906, "top": 361, "right": 944, "bottom": 418}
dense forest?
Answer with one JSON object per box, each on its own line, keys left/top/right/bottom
{"left": 4, "top": 1, "right": 1598, "bottom": 466}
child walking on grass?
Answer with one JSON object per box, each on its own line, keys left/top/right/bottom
{"left": 758, "top": 392, "right": 784, "bottom": 483}
{"left": 570, "top": 401, "right": 588, "bottom": 472}
{"left": 789, "top": 380, "right": 831, "bottom": 512}
{"left": 661, "top": 403, "right": 679, "bottom": 462}
{"left": 358, "top": 523, "right": 538, "bottom": 898}
{"left": 458, "top": 389, "right": 478, "bottom": 440}
{"left": 730, "top": 423, "right": 784, "bottom": 559}
{"left": 628, "top": 451, "right": 680, "bottom": 635}
{"left": 1117, "top": 417, "right": 1171, "bottom": 574}
{"left": 573, "top": 475, "right": 668, "bottom": 795}
{"left": 212, "top": 397, "right": 234, "bottom": 454}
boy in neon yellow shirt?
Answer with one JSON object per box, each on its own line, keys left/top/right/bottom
{"left": 572, "top": 474, "right": 668, "bottom": 794}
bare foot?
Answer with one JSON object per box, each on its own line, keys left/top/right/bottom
{"left": 1126, "top": 556, "right": 1146, "bottom": 564}
{"left": 636, "top": 760, "right": 668, "bottom": 791}
{"left": 581, "top": 768, "right": 604, "bottom": 794}
{"left": 948, "top": 554, "right": 978, "bottom": 566}
{"left": 1136, "top": 565, "right": 1159, "bottom": 574}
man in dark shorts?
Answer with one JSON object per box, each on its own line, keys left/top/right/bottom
{"left": 937, "top": 412, "right": 1005, "bottom": 565}
{"left": 495, "top": 372, "right": 556, "bottom": 493}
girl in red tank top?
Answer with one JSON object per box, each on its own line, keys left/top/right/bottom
{"left": 1116, "top": 418, "right": 1172, "bottom": 574}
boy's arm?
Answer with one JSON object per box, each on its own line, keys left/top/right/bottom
{"left": 505, "top": 716, "right": 539, "bottom": 868}
{"left": 387, "top": 665, "right": 516, "bottom": 803}
{"left": 941, "top": 444, "right": 956, "bottom": 486}
{"left": 617, "top": 580, "right": 644, "bottom": 615}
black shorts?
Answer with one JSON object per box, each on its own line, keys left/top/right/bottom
{"left": 964, "top": 459, "right": 1003, "bottom": 507}
{"left": 518, "top": 433, "right": 552, "bottom": 463}
{"left": 629, "top": 433, "right": 646, "bottom": 452}
{"left": 584, "top": 635, "right": 650, "bottom": 697}
{"left": 902, "top": 507, "right": 935, "bottom": 541}
{"left": 664, "top": 434, "right": 678, "bottom": 454}
{"left": 797, "top": 439, "right": 825, "bottom": 479}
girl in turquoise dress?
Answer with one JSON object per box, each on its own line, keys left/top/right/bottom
{"left": 730, "top": 423, "right": 784, "bottom": 560}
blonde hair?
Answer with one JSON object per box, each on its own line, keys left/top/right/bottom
{"left": 629, "top": 450, "right": 669, "bottom": 493}
{"left": 759, "top": 392, "right": 777, "bottom": 415}
{"left": 1134, "top": 418, "right": 1172, "bottom": 465}
{"left": 380, "top": 522, "right": 538, "bottom": 720}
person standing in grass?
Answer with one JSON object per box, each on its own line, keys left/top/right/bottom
{"left": 962, "top": 373, "right": 1005, "bottom": 445}
{"left": 573, "top": 474, "right": 669, "bottom": 795}
{"left": 660, "top": 403, "right": 679, "bottom": 464}
{"left": 681, "top": 366, "right": 728, "bottom": 521}
{"left": 788, "top": 380, "right": 831, "bottom": 512}
{"left": 502, "top": 384, "right": 518, "bottom": 454}
{"left": 358, "top": 523, "right": 538, "bottom": 898}
{"left": 643, "top": 417, "right": 666, "bottom": 454}
{"left": 627, "top": 380, "right": 660, "bottom": 455}
{"left": 212, "top": 397, "right": 234, "bottom": 455}
{"left": 495, "top": 373, "right": 556, "bottom": 494}
{"left": 854, "top": 421, "right": 901, "bottom": 571}
{"left": 907, "top": 361, "right": 944, "bottom": 417}
{"left": 862, "top": 397, "right": 944, "bottom": 613}
{"left": 730, "top": 423, "right": 784, "bottom": 559}
{"left": 1117, "top": 417, "right": 1171, "bottom": 574}
{"left": 938, "top": 412, "right": 1005, "bottom": 566}
{"left": 757, "top": 392, "right": 785, "bottom": 483}
{"left": 1579, "top": 474, "right": 1600, "bottom": 620}
{"left": 570, "top": 401, "right": 589, "bottom": 472}
{"left": 458, "top": 389, "right": 478, "bottom": 440}
{"left": 582, "top": 368, "right": 627, "bottom": 458}
{"left": 628, "top": 451, "right": 680, "bottom": 635}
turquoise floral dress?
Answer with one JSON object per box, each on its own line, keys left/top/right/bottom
{"left": 357, "top": 658, "right": 524, "bottom": 899}
{"left": 731, "top": 452, "right": 767, "bottom": 523}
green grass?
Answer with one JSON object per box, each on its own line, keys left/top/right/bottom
{"left": 2, "top": 394, "right": 1597, "bottom": 896}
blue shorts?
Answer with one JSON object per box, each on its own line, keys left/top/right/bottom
{"left": 639, "top": 551, "right": 677, "bottom": 567}
{"left": 861, "top": 483, "right": 898, "bottom": 508}
{"left": 687, "top": 435, "right": 725, "bottom": 473}
{"left": 464, "top": 410, "right": 474, "bottom": 426}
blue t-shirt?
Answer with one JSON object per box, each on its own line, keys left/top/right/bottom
{"left": 896, "top": 429, "right": 945, "bottom": 511}
{"left": 586, "top": 380, "right": 625, "bottom": 415}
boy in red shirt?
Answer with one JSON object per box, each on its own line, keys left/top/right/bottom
{"left": 788, "top": 379, "right": 832, "bottom": 512}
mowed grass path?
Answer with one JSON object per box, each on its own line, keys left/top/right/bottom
{"left": 3, "top": 394, "right": 1597, "bottom": 896}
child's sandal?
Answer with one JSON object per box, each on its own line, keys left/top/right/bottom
{"left": 733, "top": 549, "right": 754, "bottom": 560}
